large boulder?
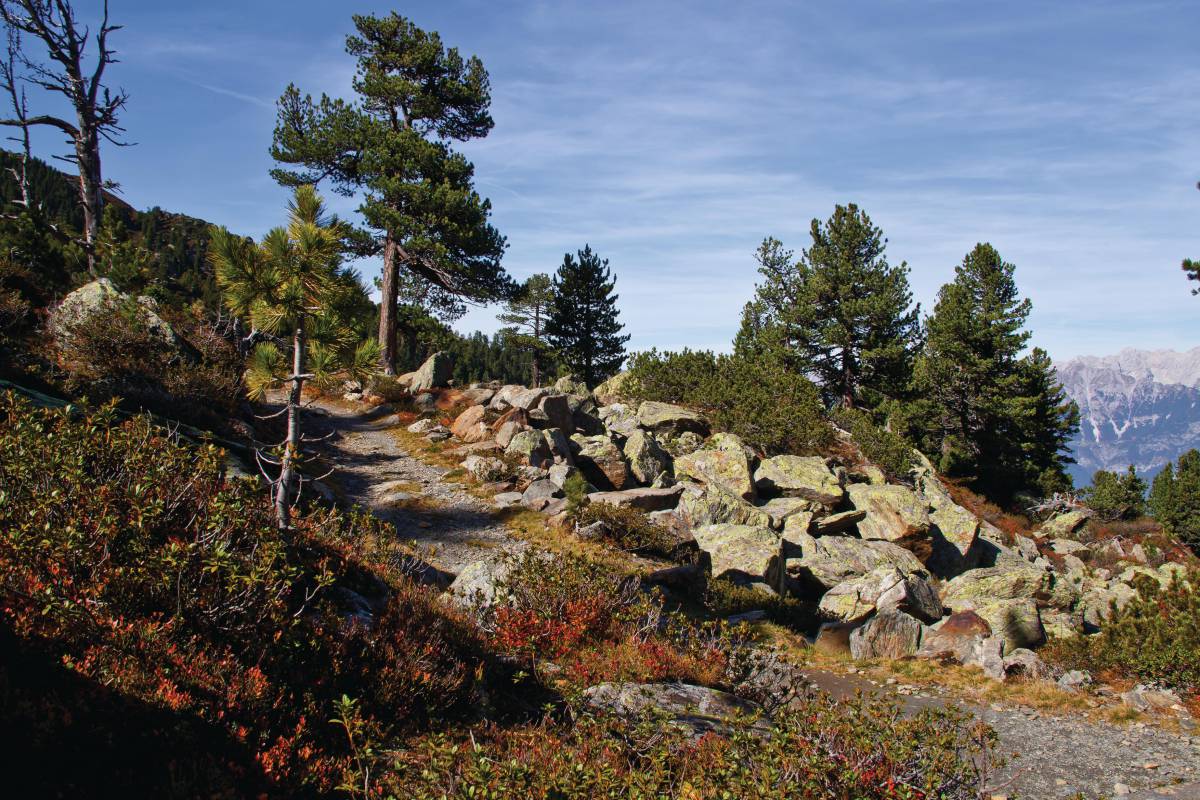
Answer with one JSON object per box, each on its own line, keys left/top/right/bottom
{"left": 623, "top": 429, "right": 672, "bottom": 485}
{"left": 1037, "top": 509, "right": 1092, "bottom": 539}
{"left": 593, "top": 371, "right": 632, "bottom": 405}
{"left": 916, "top": 610, "right": 993, "bottom": 662}
{"left": 531, "top": 393, "right": 573, "bottom": 431}
{"left": 582, "top": 682, "right": 768, "bottom": 740}
{"left": 919, "top": 475, "right": 982, "bottom": 577}
{"left": 754, "top": 456, "right": 845, "bottom": 507}
{"left": 783, "top": 531, "right": 927, "bottom": 597}
{"left": 757, "top": 497, "right": 817, "bottom": 532}
{"left": 450, "top": 404, "right": 491, "bottom": 443}
{"left": 940, "top": 564, "right": 1048, "bottom": 608}
{"left": 1081, "top": 581, "right": 1138, "bottom": 629}
{"left": 459, "top": 386, "right": 496, "bottom": 406}
{"left": 678, "top": 483, "right": 773, "bottom": 529}
{"left": 509, "top": 386, "right": 550, "bottom": 412}
{"left": 692, "top": 524, "right": 784, "bottom": 593}
{"left": 809, "top": 509, "right": 866, "bottom": 536}
{"left": 505, "top": 429, "right": 553, "bottom": 468}
{"left": 554, "top": 374, "right": 590, "bottom": 396}
{"left": 968, "top": 599, "right": 1044, "bottom": 651}
{"left": 675, "top": 447, "right": 755, "bottom": 501}
{"left": 52, "top": 278, "right": 180, "bottom": 349}
{"left": 846, "top": 483, "right": 932, "bottom": 561}
{"left": 444, "top": 558, "right": 513, "bottom": 611}
{"left": 571, "top": 434, "right": 631, "bottom": 490}
{"left": 587, "top": 485, "right": 683, "bottom": 513}
{"left": 409, "top": 351, "right": 453, "bottom": 392}
{"left": 819, "top": 566, "right": 942, "bottom": 623}
{"left": 599, "top": 403, "right": 641, "bottom": 438}
{"left": 541, "top": 428, "right": 575, "bottom": 465}
{"left": 636, "top": 401, "right": 709, "bottom": 436}
{"left": 462, "top": 455, "right": 506, "bottom": 483}
{"left": 849, "top": 609, "right": 924, "bottom": 660}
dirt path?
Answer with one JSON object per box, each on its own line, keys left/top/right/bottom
{"left": 302, "top": 399, "right": 1200, "bottom": 799}
{"left": 303, "top": 400, "right": 523, "bottom": 576}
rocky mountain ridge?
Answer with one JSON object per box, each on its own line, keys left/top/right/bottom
{"left": 1057, "top": 347, "right": 1200, "bottom": 484}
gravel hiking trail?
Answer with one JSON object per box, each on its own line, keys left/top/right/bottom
{"left": 305, "top": 399, "right": 1200, "bottom": 800}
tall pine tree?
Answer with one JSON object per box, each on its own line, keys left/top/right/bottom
{"left": 545, "top": 245, "right": 629, "bottom": 388}
{"left": 1015, "top": 347, "right": 1080, "bottom": 499}
{"left": 497, "top": 273, "right": 555, "bottom": 387}
{"left": 1150, "top": 450, "right": 1200, "bottom": 553}
{"left": 914, "top": 243, "right": 1032, "bottom": 479}
{"left": 747, "top": 205, "right": 920, "bottom": 408}
{"left": 271, "top": 13, "right": 512, "bottom": 374}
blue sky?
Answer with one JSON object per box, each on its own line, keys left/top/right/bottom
{"left": 17, "top": 0, "right": 1200, "bottom": 359}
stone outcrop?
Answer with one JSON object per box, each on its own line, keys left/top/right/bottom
{"left": 783, "top": 531, "right": 927, "bottom": 596}
{"left": 848, "top": 609, "right": 924, "bottom": 660}
{"left": 845, "top": 483, "right": 932, "bottom": 561}
{"left": 692, "top": 524, "right": 783, "bottom": 593}
{"left": 675, "top": 445, "right": 755, "bottom": 501}
{"left": 623, "top": 429, "right": 672, "bottom": 485}
{"left": 571, "top": 434, "right": 631, "bottom": 490}
{"left": 406, "top": 351, "right": 453, "bottom": 392}
{"left": 587, "top": 485, "right": 683, "bottom": 512}
{"left": 818, "top": 566, "right": 942, "bottom": 623}
{"left": 753, "top": 455, "right": 845, "bottom": 507}
{"left": 636, "top": 401, "right": 709, "bottom": 436}
{"left": 582, "top": 682, "right": 768, "bottom": 739}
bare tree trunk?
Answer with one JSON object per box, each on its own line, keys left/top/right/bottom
{"left": 275, "top": 325, "right": 305, "bottom": 528}
{"left": 75, "top": 127, "right": 101, "bottom": 275}
{"left": 841, "top": 347, "right": 855, "bottom": 409}
{"left": 378, "top": 233, "right": 399, "bottom": 375}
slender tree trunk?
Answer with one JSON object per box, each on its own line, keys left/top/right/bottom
{"left": 276, "top": 326, "right": 306, "bottom": 528}
{"left": 531, "top": 304, "right": 542, "bottom": 387}
{"left": 75, "top": 126, "right": 102, "bottom": 277}
{"left": 841, "top": 347, "right": 855, "bottom": 408}
{"left": 378, "top": 233, "right": 399, "bottom": 375}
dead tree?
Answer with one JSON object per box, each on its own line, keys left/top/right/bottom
{"left": 0, "top": 0, "right": 130, "bottom": 275}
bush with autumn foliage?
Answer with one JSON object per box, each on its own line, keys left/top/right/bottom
{"left": 0, "top": 391, "right": 998, "bottom": 799}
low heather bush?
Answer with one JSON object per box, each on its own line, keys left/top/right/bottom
{"left": 1044, "top": 571, "right": 1200, "bottom": 694}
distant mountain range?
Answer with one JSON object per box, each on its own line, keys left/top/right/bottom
{"left": 1057, "top": 348, "right": 1200, "bottom": 487}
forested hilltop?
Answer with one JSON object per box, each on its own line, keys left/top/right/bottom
{"left": 1, "top": 2, "right": 1199, "bottom": 799}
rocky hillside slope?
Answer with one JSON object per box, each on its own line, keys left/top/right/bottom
{"left": 1058, "top": 347, "right": 1200, "bottom": 484}
{"left": 377, "top": 358, "right": 1194, "bottom": 684}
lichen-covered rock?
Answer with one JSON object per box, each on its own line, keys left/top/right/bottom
{"left": 846, "top": 483, "right": 932, "bottom": 561}
{"left": 964, "top": 599, "right": 1044, "bottom": 651}
{"left": 849, "top": 609, "right": 924, "bottom": 660}
{"left": 571, "top": 434, "right": 631, "bottom": 490}
{"left": 636, "top": 401, "right": 709, "bottom": 436}
{"left": 692, "top": 524, "right": 784, "bottom": 593}
{"left": 1037, "top": 509, "right": 1092, "bottom": 538}
{"left": 451, "top": 404, "right": 491, "bottom": 443}
{"left": 919, "top": 475, "right": 981, "bottom": 577}
{"left": 940, "top": 563, "right": 1048, "bottom": 608}
{"left": 593, "top": 371, "right": 632, "bottom": 405}
{"left": 783, "top": 531, "right": 927, "bottom": 596}
{"left": 554, "top": 374, "right": 590, "bottom": 396}
{"left": 407, "top": 418, "right": 441, "bottom": 434}
{"left": 623, "top": 429, "right": 672, "bottom": 485}
{"left": 754, "top": 456, "right": 845, "bottom": 507}
{"left": 506, "top": 429, "right": 553, "bottom": 468}
{"left": 599, "top": 403, "right": 641, "bottom": 438}
{"left": 678, "top": 483, "right": 772, "bottom": 529}
{"left": 541, "top": 428, "right": 575, "bottom": 465}
{"left": 52, "top": 278, "right": 181, "bottom": 350}
{"left": 494, "top": 419, "right": 525, "bottom": 448}
{"left": 462, "top": 455, "right": 505, "bottom": 483}
{"left": 533, "top": 393, "right": 573, "bottom": 431}
{"left": 675, "top": 447, "right": 755, "bottom": 501}
{"left": 916, "top": 610, "right": 992, "bottom": 662}
{"left": 587, "top": 485, "right": 683, "bottom": 512}
{"left": 444, "top": 558, "right": 512, "bottom": 611}
{"left": 459, "top": 386, "right": 495, "bottom": 406}
{"left": 757, "top": 497, "right": 817, "bottom": 531}
{"left": 522, "top": 478, "right": 564, "bottom": 510}
{"left": 809, "top": 509, "right": 866, "bottom": 536}
{"left": 818, "top": 566, "right": 942, "bottom": 623}
{"left": 409, "top": 350, "right": 453, "bottom": 392}
{"left": 582, "top": 682, "right": 769, "bottom": 740}
{"left": 1081, "top": 581, "right": 1138, "bottom": 628}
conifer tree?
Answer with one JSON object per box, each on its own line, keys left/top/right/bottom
{"left": 1016, "top": 347, "right": 1080, "bottom": 499}
{"left": 497, "top": 272, "right": 554, "bottom": 387}
{"left": 271, "top": 13, "right": 511, "bottom": 374}
{"left": 1150, "top": 450, "right": 1200, "bottom": 552}
{"left": 748, "top": 206, "right": 919, "bottom": 408}
{"left": 914, "top": 243, "right": 1032, "bottom": 478}
{"left": 210, "top": 186, "right": 379, "bottom": 527}
{"left": 545, "top": 245, "right": 628, "bottom": 387}
{"left": 1081, "top": 466, "right": 1147, "bottom": 521}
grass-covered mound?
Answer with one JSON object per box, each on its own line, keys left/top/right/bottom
{"left": 0, "top": 392, "right": 998, "bottom": 798}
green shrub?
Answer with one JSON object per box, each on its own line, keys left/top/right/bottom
{"left": 53, "top": 296, "right": 243, "bottom": 430}
{"left": 704, "top": 577, "right": 827, "bottom": 630}
{"left": 627, "top": 348, "right": 833, "bottom": 456}
{"left": 381, "top": 693, "right": 998, "bottom": 800}
{"left": 832, "top": 406, "right": 918, "bottom": 483}
{"left": 1080, "top": 466, "right": 1147, "bottom": 521}
{"left": 576, "top": 502, "right": 684, "bottom": 560}
{"left": 1043, "top": 571, "right": 1200, "bottom": 693}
